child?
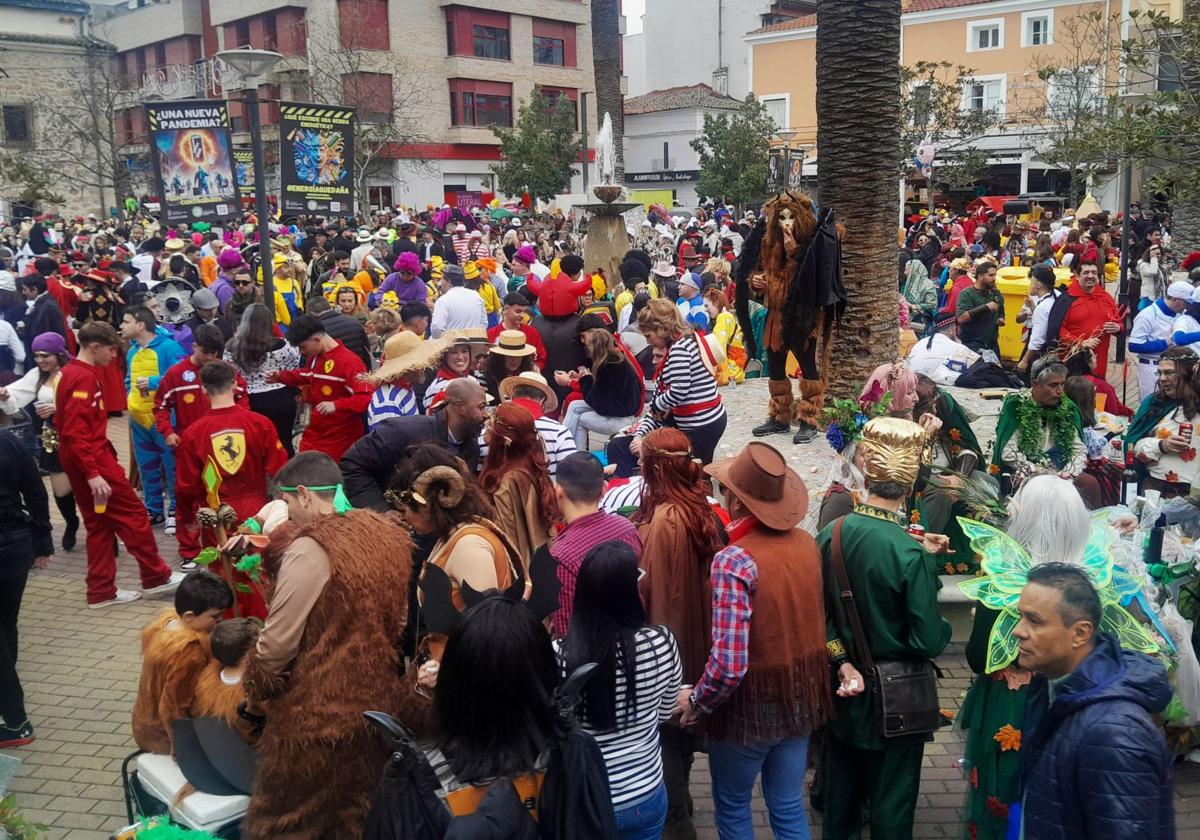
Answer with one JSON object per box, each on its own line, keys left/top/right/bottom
{"left": 132, "top": 570, "right": 234, "bottom": 754}
{"left": 192, "top": 617, "right": 259, "bottom": 727}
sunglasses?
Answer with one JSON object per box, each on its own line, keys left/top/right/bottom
{"left": 234, "top": 280, "right": 253, "bottom": 287}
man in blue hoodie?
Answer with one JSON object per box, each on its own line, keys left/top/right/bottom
{"left": 120, "top": 306, "right": 186, "bottom": 531}
{"left": 1014, "top": 562, "right": 1173, "bottom": 839}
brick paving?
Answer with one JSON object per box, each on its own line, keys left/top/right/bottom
{"left": 4, "top": 409, "right": 1200, "bottom": 839}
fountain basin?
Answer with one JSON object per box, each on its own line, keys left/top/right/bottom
{"left": 576, "top": 201, "right": 641, "bottom": 217}
{"left": 592, "top": 184, "right": 625, "bottom": 204}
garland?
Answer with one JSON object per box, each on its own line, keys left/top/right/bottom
{"left": 1014, "top": 394, "right": 1076, "bottom": 463}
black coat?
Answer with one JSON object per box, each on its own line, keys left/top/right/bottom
{"left": 22, "top": 294, "right": 66, "bottom": 361}
{"left": 185, "top": 313, "right": 234, "bottom": 345}
{"left": 0, "top": 428, "right": 53, "bottom": 582}
{"left": 341, "top": 412, "right": 481, "bottom": 511}
{"left": 579, "top": 356, "right": 642, "bottom": 418}
{"left": 317, "top": 310, "right": 372, "bottom": 370}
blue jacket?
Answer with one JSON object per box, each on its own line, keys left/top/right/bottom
{"left": 125, "top": 326, "right": 186, "bottom": 429}
{"left": 1020, "top": 633, "right": 1173, "bottom": 840}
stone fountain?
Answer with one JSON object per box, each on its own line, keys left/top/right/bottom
{"left": 580, "top": 113, "right": 640, "bottom": 289}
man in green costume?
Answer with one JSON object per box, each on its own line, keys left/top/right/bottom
{"left": 1124, "top": 346, "right": 1200, "bottom": 498}
{"left": 818, "top": 416, "right": 952, "bottom": 840}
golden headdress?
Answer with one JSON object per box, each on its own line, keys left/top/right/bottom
{"left": 858, "top": 417, "right": 930, "bottom": 487}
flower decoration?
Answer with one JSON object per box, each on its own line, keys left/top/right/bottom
{"left": 957, "top": 516, "right": 1161, "bottom": 673}
{"left": 993, "top": 725, "right": 1021, "bottom": 752}
{"left": 1158, "top": 427, "right": 1172, "bottom": 439}
{"left": 949, "top": 428, "right": 962, "bottom": 442}
{"left": 821, "top": 392, "right": 893, "bottom": 454}
{"left": 985, "top": 795, "right": 1011, "bottom": 819}
{"left": 1182, "top": 448, "right": 1197, "bottom": 463}
{"left": 1167, "top": 470, "right": 1181, "bottom": 483}
{"left": 969, "top": 767, "right": 979, "bottom": 789}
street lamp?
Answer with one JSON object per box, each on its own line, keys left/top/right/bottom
{"left": 216, "top": 47, "right": 283, "bottom": 314}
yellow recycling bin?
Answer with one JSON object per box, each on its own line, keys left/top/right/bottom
{"left": 994, "top": 266, "right": 1074, "bottom": 362}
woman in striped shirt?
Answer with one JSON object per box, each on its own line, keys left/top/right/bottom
{"left": 556, "top": 541, "right": 683, "bottom": 839}
{"left": 631, "top": 299, "right": 727, "bottom": 465}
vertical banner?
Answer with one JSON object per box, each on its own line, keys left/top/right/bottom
{"left": 144, "top": 100, "right": 238, "bottom": 223}
{"left": 278, "top": 102, "right": 355, "bottom": 214}
{"left": 787, "top": 149, "right": 806, "bottom": 190}
{"left": 767, "top": 149, "right": 782, "bottom": 193}
{"left": 233, "top": 148, "right": 256, "bottom": 198}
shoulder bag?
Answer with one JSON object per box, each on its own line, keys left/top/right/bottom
{"left": 830, "top": 517, "right": 941, "bottom": 738}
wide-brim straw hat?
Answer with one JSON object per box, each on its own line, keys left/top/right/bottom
{"left": 490, "top": 329, "right": 536, "bottom": 358}
{"left": 499, "top": 370, "right": 558, "bottom": 412}
{"left": 363, "top": 331, "right": 456, "bottom": 386}
{"left": 704, "top": 441, "right": 808, "bottom": 531}
{"left": 454, "top": 327, "right": 490, "bottom": 354}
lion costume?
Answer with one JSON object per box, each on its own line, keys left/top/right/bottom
{"left": 735, "top": 191, "right": 847, "bottom": 443}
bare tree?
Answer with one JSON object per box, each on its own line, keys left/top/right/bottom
{"left": 299, "top": 0, "right": 435, "bottom": 209}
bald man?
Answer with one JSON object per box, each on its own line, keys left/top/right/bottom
{"left": 341, "top": 377, "right": 488, "bottom": 511}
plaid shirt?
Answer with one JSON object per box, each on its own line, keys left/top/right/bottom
{"left": 550, "top": 510, "right": 642, "bottom": 637}
{"left": 692, "top": 519, "right": 758, "bottom": 712}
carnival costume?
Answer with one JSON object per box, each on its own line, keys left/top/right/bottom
{"left": 735, "top": 191, "right": 846, "bottom": 444}
{"left": 955, "top": 516, "right": 1162, "bottom": 840}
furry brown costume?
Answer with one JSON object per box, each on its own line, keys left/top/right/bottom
{"left": 241, "top": 510, "right": 412, "bottom": 840}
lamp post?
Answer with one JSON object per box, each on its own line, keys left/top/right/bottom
{"left": 215, "top": 47, "right": 283, "bottom": 313}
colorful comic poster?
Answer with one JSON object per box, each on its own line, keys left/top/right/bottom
{"left": 278, "top": 102, "right": 355, "bottom": 214}
{"left": 144, "top": 100, "right": 237, "bottom": 223}
{"left": 233, "top": 148, "right": 255, "bottom": 198}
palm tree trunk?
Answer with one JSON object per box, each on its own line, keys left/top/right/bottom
{"left": 1172, "top": 0, "right": 1200, "bottom": 255}
{"left": 590, "top": 0, "right": 624, "bottom": 179}
{"left": 817, "top": 0, "right": 903, "bottom": 395}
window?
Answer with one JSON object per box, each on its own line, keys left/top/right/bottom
{"left": 967, "top": 19, "right": 1003, "bottom": 52}
{"left": 909, "top": 81, "right": 933, "bottom": 128}
{"left": 234, "top": 19, "right": 251, "bottom": 48}
{"left": 472, "top": 24, "right": 510, "bottom": 60}
{"left": 264, "top": 13, "right": 277, "bottom": 51}
{"left": 1022, "top": 12, "right": 1052, "bottom": 47}
{"left": 338, "top": 0, "right": 389, "bottom": 50}
{"left": 342, "top": 72, "right": 393, "bottom": 122}
{"left": 760, "top": 95, "right": 788, "bottom": 131}
{"left": 154, "top": 43, "right": 166, "bottom": 69}
{"left": 532, "top": 19, "right": 576, "bottom": 67}
{"left": 449, "top": 79, "right": 513, "bottom": 127}
{"left": 539, "top": 86, "right": 578, "bottom": 129}
{"left": 962, "top": 76, "right": 1005, "bottom": 115}
{"left": 1158, "top": 49, "right": 1183, "bottom": 93}
{"left": 2, "top": 105, "right": 31, "bottom": 145}
{"left": 1045, "top": 67, "right": 1101, "bottom": 120}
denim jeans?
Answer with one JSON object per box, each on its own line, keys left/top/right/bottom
{"left": 562, "top": 399, "right": 633, "bottom": 450}
{"left": 708, "top": 735, "right": 811, "bottom": 840}
{"left": 614, "top": 781, "right": 668, "bottom": 840}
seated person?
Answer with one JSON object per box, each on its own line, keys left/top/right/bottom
{"left": 132, "top": 571, "right": 234, "bottom": 754}
{"left": 192, "top": 617, "right": 260, "bottom": 727}
{"left": 1126, "top": 347, "right": 1200, "bottom": 499}
{"left": 991, "top": 358, "right": 1099, "bottom": 508}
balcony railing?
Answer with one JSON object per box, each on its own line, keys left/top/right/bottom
{"left": 651, "top": 157, "right": 676, "bottom": 171}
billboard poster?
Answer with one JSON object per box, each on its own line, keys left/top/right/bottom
{"left": 144, "top": 100, "right": 237, "bottom": 224}
{"left": 767, "top": 149, "right": 782, "bottom": 193}
{"left": 278, "top": 102, "right": 355, "bottom": 214}
{"left": 786, "top": 149, "right": 806, "bottom": 190}
{"left": 453, "top": 191, "right": 484, "bottom": 211}
{"left": 233, "top": 148, "right": 255, "bottom": 198}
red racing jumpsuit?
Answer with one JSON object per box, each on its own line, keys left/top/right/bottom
{"left": 174, "top": 404, "right": 288, "bottom": 618}
{"left": 276, "top": 340, "right": 371, "bottom": 462}
{"left": 55, "top": 358, "right": 173, "bottom": 604}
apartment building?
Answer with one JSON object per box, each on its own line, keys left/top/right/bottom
{"left": 746, "top": 0, "right": 1185, "bottom": 208}
{"left": 94, "top": 0, "right": 601, "bottom": 210}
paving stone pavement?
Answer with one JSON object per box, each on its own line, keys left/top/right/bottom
{"left": 5, "top": 411, "right": 1200, "bottom": 839}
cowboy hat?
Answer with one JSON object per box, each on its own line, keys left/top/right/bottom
{"left": 499, "top": 370, "right": 558, "bottom": 412}
{"left": 490, "top": 329, "right": 536, "bottom": 358}
{"left": 652, "top": 260, "right": 676, "bottom": 278}
{"left": 704, "top": 442, "right": 808, "bottom": 531}
{"left": 363, "top": 330, "right": 454, "bottom": 386}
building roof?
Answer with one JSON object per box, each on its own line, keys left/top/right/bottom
{"left": 0, "top": 0, "right": 91, "bottom": 15}
{"left": 624, "top": 83, "right": 742, "bottom": 116}
{"left": 748, "top": 0, "right": 998, "bottom": 35}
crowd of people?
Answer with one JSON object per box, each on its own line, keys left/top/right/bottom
{"left": 0, "top": 194, "right": 1191, "bottom": 840}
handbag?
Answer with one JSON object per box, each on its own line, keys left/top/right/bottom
{"left": 830, "top": 517, "right": 941, "bottom": 738}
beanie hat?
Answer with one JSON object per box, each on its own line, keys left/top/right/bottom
{"left": 32, "top": 332, "right": 69, "bottom": 357}
{"left": 218, "top": 249, "right": 247, "bottom": 270}
{"left": 514, "top": 245, "right": 538, "bottom": 265}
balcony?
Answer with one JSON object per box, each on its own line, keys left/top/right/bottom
{"left": 94, "top": 0, "right": 204, "bottom": 53}
{"left": 651, "top": 157, "right": 676, "bottom": 170}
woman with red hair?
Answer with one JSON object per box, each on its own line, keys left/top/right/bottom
{"left": 480, "top": 402, "right": 561, "bottom": 562}
{"left": 632, "top": 426, "right": 726, "bottom": 840}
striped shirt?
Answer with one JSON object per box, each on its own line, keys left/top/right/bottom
{"left": 367, "top": 383, "right": 417, "bottom": 429}
{"left": 553, "top": 626, "right": 682, "bottom": 805}
{"left": 477, "top": 415, "right": 576, "bottom": 477}
{"left": 635, "top": 335, "right": 724, "bottom": 435}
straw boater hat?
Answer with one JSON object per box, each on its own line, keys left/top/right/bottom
{"left": 490, "top": 329, "right": 536, "bottom": 358}
{"left": 164, "top": 238, "right": 187, "bottom": 253}
{"left": 499, "top": 370, "right": 558, "bottom": 412}
{"left": 457, "top": 327, "right": 490, "bottom": 354}
{"left": 704, "top": 441, "right": 807, "bottom": 531}
{"left": 363, "top": 330, "right": 457, "bottom": 386}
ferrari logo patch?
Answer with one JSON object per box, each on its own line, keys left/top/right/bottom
{"left": 211, "top": 430, "right": 246, "bottom": 474}
{"left": 323, "top": 359, "right": 335, "bottom": 374}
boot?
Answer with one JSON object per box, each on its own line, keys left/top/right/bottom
{"left": 55, "top": 493, "right": 80, "bottom": 551}
{"left": 752, "top": 379, "right": 793, "bottom": 437}
{"left": 793, "top": 377, "right": 825, "bottom": 445}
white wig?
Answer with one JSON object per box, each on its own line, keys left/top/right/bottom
{"left": 1005, "top": 474, "right": 1090, "bottom": 566}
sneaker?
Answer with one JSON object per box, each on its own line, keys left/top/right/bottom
{"left": 142, "top": 571, "right": 185, "bottom": 596}
{"left": 752, "top": 418, "right": 790, "bottom": 437}
{"left": 0, "top": 720, "right": 34, "bottom": 748}
{"left": 164, "top": 515, "right": 176, "bottom": 535}
{"left": 148, "top": 513, "right": 165, "bottom": 526}
{"left": 88, "top": 589, "right": 142, "bottom": 609}
{"left": 179, "top": 559, "right": 198, "bottom": 572}
{"left": 792, "top": 423, "right": 820, "bottom": 445}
